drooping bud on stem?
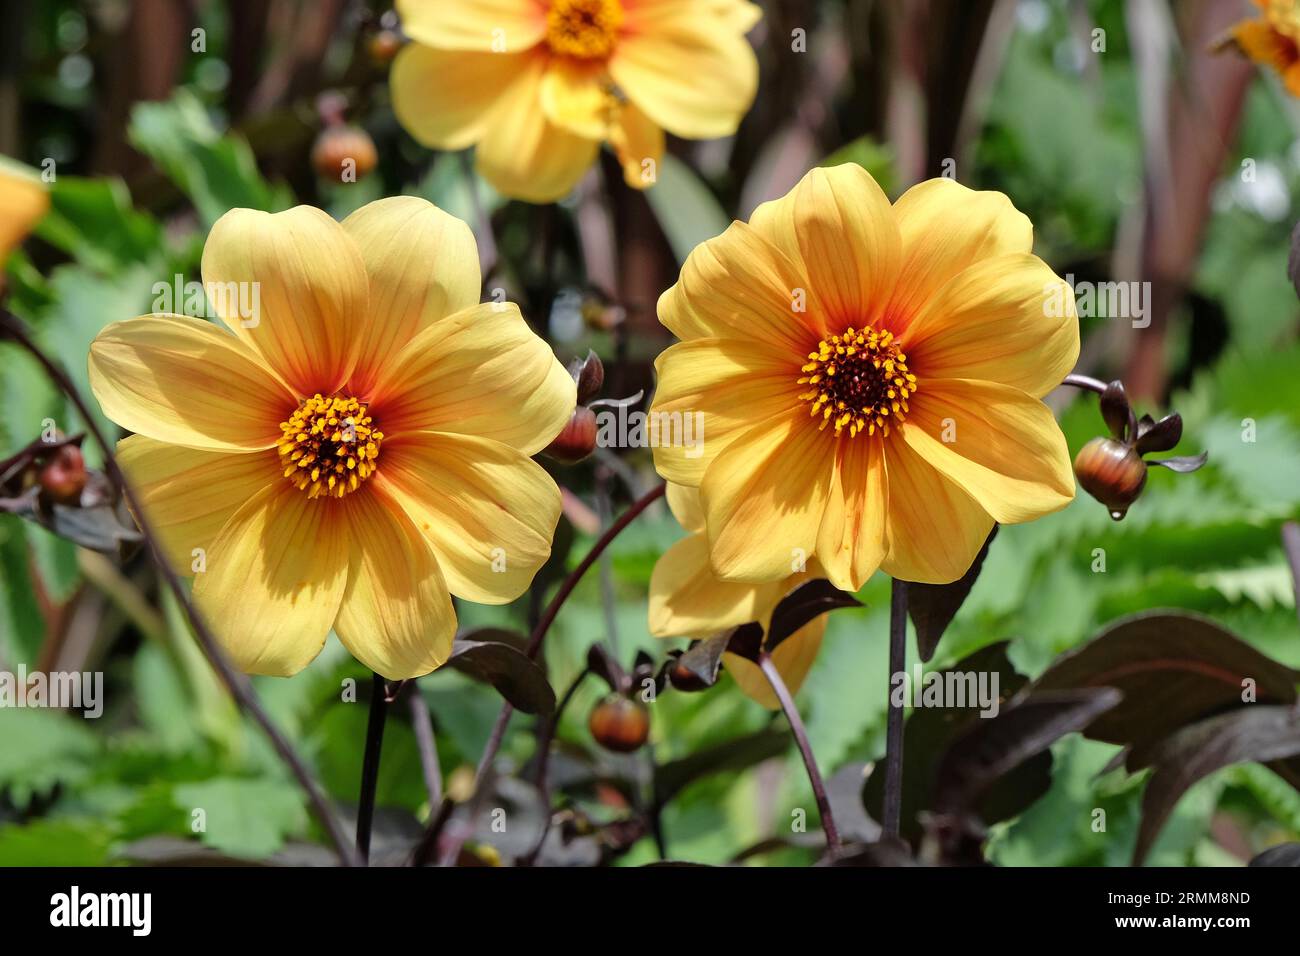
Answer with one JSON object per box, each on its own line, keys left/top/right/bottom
{"left": 1073, "top": 437, "right": 1146, "bottom": 520}
{"left": 588, "top": 694, "right": 650, "bottom": 753}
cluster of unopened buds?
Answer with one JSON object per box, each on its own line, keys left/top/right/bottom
{"left": 1071, "top": 379, "right": 1208, "bottom": 520}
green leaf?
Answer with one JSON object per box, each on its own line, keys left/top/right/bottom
{"left": 643, "top": 154, "right": 731, "bottom": 264}
{"left": 172, "top": 778, "right": 308, "bottom": 858}
{"left": 128, "top": 89, "right": 292, "bottom": 226}
{"left": 0, "top": 818, "right": 115, "bottom": 866}
{"left": 0, "top": 708, "right": 100, "bottom": 807}
{"left": 34, "top": 176, "right": 161, "bottom": 272}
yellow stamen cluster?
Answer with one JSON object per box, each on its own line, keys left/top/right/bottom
{"left": 797, "top": 327, "right": 918, "bottom": 438}
{"left": 546, "top": 0, "right": 623, "bottom": 60}
{"left": 277, "top": 394, "right": 382, "bottom": 499}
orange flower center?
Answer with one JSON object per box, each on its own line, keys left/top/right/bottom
{"left": 546, "top": 0, "right": 623, "bottom": 60}
{"left": 797, "top": 327, "right": 918, "bottom": 438}
{"left": 277, "top": 394, "right": 383, "bottom": 499}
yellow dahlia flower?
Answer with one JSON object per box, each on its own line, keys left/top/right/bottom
{"left": 88, "top": 197, "right": 575, "bottom": 679}
{"left": 0, "top": 157, "right": 49, "bottom": 270}
{"left": 1228, "top": 0, "right": 1300, "bottom": 94}
{"left": 649, "top": 483, "right": 824, "bottom": 709}
{"left": 390, "top": 0, "right": 761, "bottom": 202}
{"left": 649, "top": 165, "right": 1078, "bottom": 592}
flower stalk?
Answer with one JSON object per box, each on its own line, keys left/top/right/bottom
{"left": 355, "top": 672, "right": 391, "bottom": 864}
{"left": 758, "top": 651, "right": 840, "bottom": 850}
{"left": 0, "top": 308, "right": 361, "bottom": 867}
{"left": 882, "top": 578, "right": 909, "bottom": 838}
{"left": 412, "top": 482, "right": 667, "bottom": 865}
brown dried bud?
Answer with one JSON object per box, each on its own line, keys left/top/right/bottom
{"left": 1074, "top": 437, "right": 1147, "bottom": 520}
{"left": 311, "top": 126, "right": 378, "bottom": 182}
{"left": 588, "top": 694, "right": 649, "bottom": 753}
{"left": 37, "top": 444, "right": 86, "bottom": 505}
{"left": 368, "top": 29, "right": 403, "bottom": 65}
{"left": 543, "top": 405, "right": 597, "bottom": 464}
{"left": 667, "top": 657, "right": 709, "bottom": 693}
{"left": 568, "top": 350, "right": 604, "bottom": 405}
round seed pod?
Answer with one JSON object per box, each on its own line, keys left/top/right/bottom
{"left": 311, "top": 126, "right": 378, "bottom": 182}
{"left": 1074, "top": 436, "right": 1147, "bottom": 520}
{"left": 37, "top": 444, "right": 86, "bottom": 505}
{"left": 544, "top": 405, "right": 598, "bottom": 464}
{"left": 588, "top": 694, "right": 650, "bottom": 753}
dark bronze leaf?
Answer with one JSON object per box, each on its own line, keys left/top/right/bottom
{"left": 1134, "top": 412, "right": 1183, "bottom": 454}
{"left": 444, "top": 639, "right": 557, "bottom": 715}
{"left": 907, "top": 526, "right": 998, "bottom": 663}
{"left": 1147, "top": 451, "right": 1208, "bottom": 473}
{"left": 1133, "top": 706, "right": 1300, "bottom": 865}
{"left": 765, "top": 578, "right": 861, "bottom": 653}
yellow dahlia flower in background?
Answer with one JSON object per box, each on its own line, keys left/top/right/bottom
{"left": 0, "top": 157, "right": 49, "bottom": 272}
{"left": 88, "top": 197, "right": 575, "bottom": 679}
{"left": 390, "top": 0, "right": 761, "bottom": 202}
{"left": 1227, "top": 0, "right": 1300, "bottom": 94}
{"left": 650, "top": 165, "right": 1079, "bottom": 592}
{"left": 650, "top": 483, "right": 824, "bottom": 709}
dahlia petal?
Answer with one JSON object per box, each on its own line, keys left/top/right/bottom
{"left": 374, "top": 302, "right": 575, "bottom": 454}
{"left": 610, "top": 1, "right": 758, "bottom": 139}
{"left": 391, "top": 44, "right": 538, "bottom": 150}
{"left": 335, "top": 486, "right": 457, "bottom": 680}
{"left": 191, "top": 482, "right": 348, "bottom": 677}
{"left": 474, "top": 54, "right": 598, "bottom": 202}
{"left": 816, "top": 434, "right": 888, "bottom": 592}
{"left": 116, "top": 435, "right": 279, "bottom": 576}
{"left": 701, "top": 410, "right": 832, "bottom": 582}
{"left": 665, "top": 481, "right": 705, "bottom": 533}
{"left": 540, "top": 59, "right": 615, "bottom": 140}
{"left": 879, "top": 437, "right": 995, "bottom": 585}
{"left": 902, "top": 378, "right": 1075, "bottom": 525}
{"left": 748, "top": 164, "right": 901, "bottom": 327}
{"left": 648, "top": 337, "right": 795, "bottom": 486}
{"left": 901, "top": 253, "right": 1080, "bottom": 398}
{"left": 610, "top": 101, "right": 665, "bottom": 191}
{"left": 374, "top": 430, "right": 560, "bottom": 605}
{"left": 888, "top": 178, "right": 1033, "bottom": 331}
{"left": 88, "top": 314, "right": 294, "bottom": 452}
{"left": 396, "top": 0, "right": 546, "bottom": 51}
{"left": 648, "top": 532, "right": 789, "bottom": 637}
{"left": 341, "top": 197, "right": 481, "bottom": 396}
{"left": 0, "top": 161, "right": 47, "bottom": 264}
{"left": 658, "top": 220, "right": 826, "bottom": 348}
{"left": 723, "top": 615, "right": 826, "bottom": 710}
{"left": 201, "top": 206, "right": 367, "bottom": 396}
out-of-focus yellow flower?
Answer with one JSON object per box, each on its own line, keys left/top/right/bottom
{"left": 390, "top": 0, "right": 761, "bottom": 202}
{"left": 650, "top": 165, "right": 1079, "bottom": 593}
{"left": 649, "top": 482, "right": 825, "bottom": 709}
{"left": 0, "top": 157, "right": 49, "bottom": 271}
{"left": 88, "top": 197, "right": 575, "bottom": 679}
{"left": 1228, "top": 0, "right": 1300, "bottom": 94}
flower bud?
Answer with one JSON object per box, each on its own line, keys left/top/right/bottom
{"left": 544, "top": 406, "right": 597, "bottom": 464}
{"left": 667, "top": 657, "right": 709, "bottom": 692}
{"left": 588, "top": 694, "right": 649, "bottom": 753}
{"left": 368, "top": 29, "right": 403, "bottom": 65}
{"left": 570, "top": 350, "right": 605, "bottom": 405}
{"left": 1074, "top": 436, "right": 1146, "bottom": 520}
{"left": 311, "top": 126, "right": 378, "bottom": 182}
{"left": 37, "top": 445, "right": 86, "bottom": 505}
